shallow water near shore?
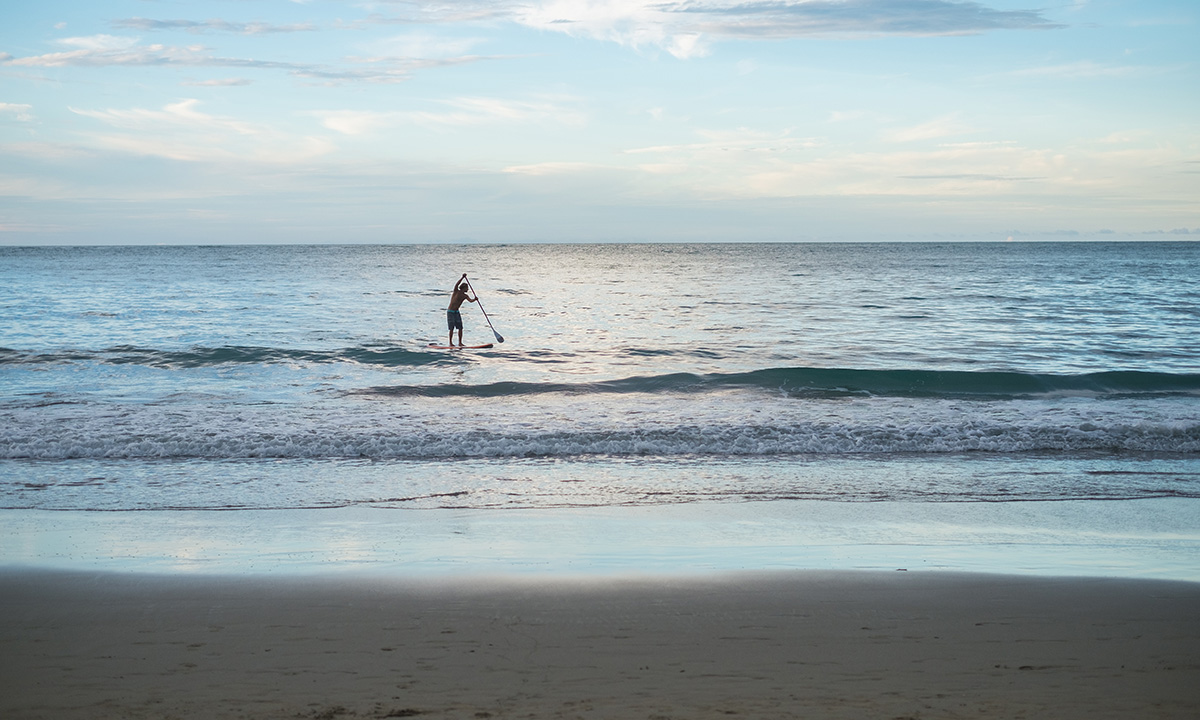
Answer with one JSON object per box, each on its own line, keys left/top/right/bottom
{"left": 4, "top": 498, "right": 1197, "bottom": 580}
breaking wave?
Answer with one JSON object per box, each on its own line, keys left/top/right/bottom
{"left": 364, "top": 367, "right": 1200, "bottom": 400}
{"left": 3, "top": 401, "right": 1197, "bottom": 460}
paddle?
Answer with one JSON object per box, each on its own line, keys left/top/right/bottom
{"left": 464, "top": 276, "right": 505, "bottom": 344}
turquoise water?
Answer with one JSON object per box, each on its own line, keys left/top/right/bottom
{"left": 2, "top": 242, "right": 1198, "bottom": 576}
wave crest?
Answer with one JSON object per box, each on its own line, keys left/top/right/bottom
{"left": 366, "top": 368, "right": 1200, "bottom": 400}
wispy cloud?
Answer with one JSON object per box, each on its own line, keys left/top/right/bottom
{"left": 291, "top": 56, "right": 490, "bottom": 84}
{"left": 898, "top": 172, "right": 1043, "bottom": 182}
{"left": 69, "top": 99, "right": 334, "bottom": 162}
{"left": 339, "top": 6, "right": 512, "bottom": 29}
{"left": 312, "top": 109, "right": 399, "bottom": 136}
{"left": 622, "top": 128, "right": 825, "bottom": 189}
{"left": 56, "top": 34, "right": 141, "bottom": 51}
{"left": 504, "top": 161, "right": 606, "bottom": 175}
{"left": 0, "top": 102, "right": 35, "bottom": 121}
{"left": 512, "top": 1, "right": 700, "bottom": 57}
{"left": 626, "top": 127, "right": 822, "bottom": 156}
{"left": 994, "top": 60, "right": 1151, "bottom": 79}
{"left": 673, "top": 0, "right": 1062, "bottom": 38}
{"left": 312, "top": 95, "right": 587, "bottom": 135}
{"left": 113, "top": 18, "right": 318, "bottom": 34}
{"left": 182, "top": 78, "right": 254, "bottom": 87}
{"left": 366, "top": 32, "right": 486, "bottom": 59}
{"left": 6, "top": 35, "right": 260, "bottom": 69}
{"left": 829, "top": 109, "right": 871, "bottom": 123}
{"left": 885, "top": 114, "right": 974, "bottom": 142}
{"left": 613, "top": 130, "right": 1192, "bottom": 206}
{"left": 73, "top": 99, "right": 261, "bottom": 135}
{"left": 2, "top": 35, "right": 500, "bottom": 84}
{"left": 429, "top": 96, "right": 587, "bottom": 125}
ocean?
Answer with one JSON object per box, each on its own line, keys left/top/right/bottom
{"left": 2, "top": 242, "right": 1198, "bottom": 577}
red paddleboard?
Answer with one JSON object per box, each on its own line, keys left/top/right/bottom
{"left": 428, "top": 343, "right": 494, "bottom": 350}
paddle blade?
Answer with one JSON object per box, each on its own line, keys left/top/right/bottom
{"left": 493, "top": 331, "right": 505, "bottom": 343}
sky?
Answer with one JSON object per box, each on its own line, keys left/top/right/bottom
{"left": 1, "top": 0, "right": 1197, "bottom": 244}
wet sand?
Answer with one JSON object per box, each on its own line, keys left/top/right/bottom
{"left": 2, "top": 569, "right": 1199, "bottom": 719}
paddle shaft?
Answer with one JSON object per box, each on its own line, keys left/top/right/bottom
{"left": 464, "top": 276, "right": 504, "bottom": 343}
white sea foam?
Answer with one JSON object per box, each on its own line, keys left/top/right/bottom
{"left": 3, "top": 393, "right": 1197, "bottom": 459}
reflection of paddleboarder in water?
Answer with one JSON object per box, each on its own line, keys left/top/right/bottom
{"left": 446, "top": 273, "right": 478, "bottom": 347}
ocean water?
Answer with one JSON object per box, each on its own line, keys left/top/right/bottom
{"left": 2, "top": 242, "right": 1198, "bottom": 575}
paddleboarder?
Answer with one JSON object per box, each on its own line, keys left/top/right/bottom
{"left": 447, "top": 273, "right": 478, "bottom": 347}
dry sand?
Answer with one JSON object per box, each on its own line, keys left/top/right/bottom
{"left": 2, "top": 569, "right": 1198, "bottom": 719}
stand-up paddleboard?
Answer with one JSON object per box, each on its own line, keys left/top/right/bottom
{"left": 428, "top": 343, "right": 494, "bottom": 350}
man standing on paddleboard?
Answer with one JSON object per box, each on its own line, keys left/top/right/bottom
{"left": 447, "top": 273, "right": 478, "bottom": 347}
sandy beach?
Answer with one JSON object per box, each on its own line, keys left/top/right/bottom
{"left": 3, "top": 569, "right": 1198, "bottom": 720}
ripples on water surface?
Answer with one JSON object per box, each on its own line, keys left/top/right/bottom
{"left": 1, "top": 242, "right": 1198, "bottom": 511}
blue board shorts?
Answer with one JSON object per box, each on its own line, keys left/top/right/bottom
{"left": 446, "top": 309, "right": 463, "bottom": 331}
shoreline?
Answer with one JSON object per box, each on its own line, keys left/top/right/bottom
{"left": 2, "top": 498, "right": 1198, "bottom": 581}
{"left": 3, "top": 568, "right": 1198, "bottom": 719}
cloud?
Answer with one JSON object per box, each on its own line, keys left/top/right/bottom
{"left": 432, "top": 96, "right": 587, "bottom": 125}
{"left": 621, "top": 128, "right": 825, "bottom": 187}
{"left": 1098, "top": 130, "right": 1152, "bottom": 144}
{"left": 885, "top": 114, "right": 974, "bottom": 142}
{"left": 312, "top": 110, "right": 398, "bottom": 135}
{"left": 112, "top": 18, "right": 318, "bottom": 35}
{"left": 368, "top": 32, "right": 485, "bottom": 59}
{"left": 4, "top": 2, "right": 1062, "bottom": 88}
{"left": 612, "top": 128, "right": 1198, "bottom": 210}
{"left": 510, "top": 1, "right": 705, "bottom": 58}
{"left": 672, "top": 0, "right": 1063, "bottom": 38}
{"left": 626, "top": 127, "right": 823, "bottom": 156}
{"left": 504, "top": 161, "right": 604, "bottom": 175}
{"left": 182, "top": 78, "right": 254, "bottom": 87}
{"left": 0, "top": 141, "right": 96, "bottom": 160}
{"left": 829, "top": 109, "right": 869, "bottom": 123}
{"left": 2, "top": 36, "right": 499, "bottom": 84}
{"left": 72, "top": 98, "right": 260, "bottom": 135}
{"left": 6, "top": 37, "right": 232, "bottom": 69}
{"left": 312, "top": 95, "right": 587, "bottom": 135}
{"left": 341, "top": 6, "right": 513, "bottom": 29}
{"left": 898, "top": 172, "right": 1043, "bottom": 182}
{"left": 56, "top": 34, "right": 141, "bottom": 51}
{"left": 371, "top": 1, "right": 1062, "bottom": 58}
{"left": 69, "top": 99, "right": 334, "bottom": 162}
{"left": 0, "top": 103, "right": 35, "bottom": 121}
{"left": 994, "top": 60, "right": 1148, "bottom": 79}
{"left": 303, "top": 56, "right": 497, "bottom": 84}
